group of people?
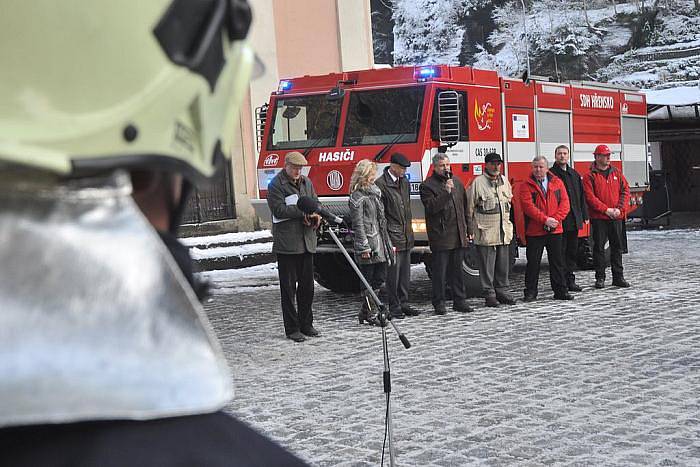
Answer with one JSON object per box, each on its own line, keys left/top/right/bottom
{"left": 267, "top": 143, "right": 631, "bottom": 341}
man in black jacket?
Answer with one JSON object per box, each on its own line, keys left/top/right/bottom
{"left": 419, "top": 154, "right": 474, "bottom": 315}
{"left": 375, "top": 153, "right": 419, "bottom": 319}
{"left": 549, "top": 145, "right": 589, "bottom": 292}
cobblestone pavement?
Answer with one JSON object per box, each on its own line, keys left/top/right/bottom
{"left": 204, "top": 229, "right": 700, "bottom": 466}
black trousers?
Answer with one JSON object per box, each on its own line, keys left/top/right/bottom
{"left": 277, "top": 253, "right": 314, "bottom": 335}
{"left": 386, "top": 250, "right": 411, "bottom": 313}
{"left": 430, "top": 247, "right": 466, "bottom": 306}
{"left": 591, "top": 219, "right": 625, "bottom": 280}
{"left": 525, "top": 234, "right": 567, "bottom": 297}
{"left": 561, "top": 229, "right": 579, "bottom": 286}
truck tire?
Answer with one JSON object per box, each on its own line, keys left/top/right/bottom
{"left": 314, "top": 252, "right": 361, "bottom": 293}
{"left": 423, "top": 248, "right": 484, "bottom": 298}
{"left": 577, "top": 237, "right": 610, "bottom": 270}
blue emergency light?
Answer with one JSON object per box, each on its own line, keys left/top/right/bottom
{"left": 415, "top": 66, "right": 439, "bottom": 80}
{"left": 278, "top": 80, "right": 292, "bottom": 92}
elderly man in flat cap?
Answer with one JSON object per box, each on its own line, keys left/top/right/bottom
{"left": 267, "top": 151, "right": 322, "bottom": 342}
{"left": 375, "top": 152, "right": 419, "bottom": 319}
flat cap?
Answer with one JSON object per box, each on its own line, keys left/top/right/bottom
{"left": 390, "top": 152, "right": 410, "bottom": 168}
{"left": 284, "top": 151, "right": 308, "bottom": 166}
{"left": 484, "top": 152, "right": 503, "bottom": 164}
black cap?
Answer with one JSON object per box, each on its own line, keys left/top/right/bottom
{"left": 484, "top": 152, "right": 503, "bottom": 164}
{"left": 390, "top": 152, "right": 411, "bottom": 168}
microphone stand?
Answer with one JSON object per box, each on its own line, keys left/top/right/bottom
{"left": 322, "top": 221, "right": 410, "bottom": 467}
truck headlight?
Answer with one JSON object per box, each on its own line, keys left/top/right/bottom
{"left": 412, "top": 220, "right": 427, "bottom": 233}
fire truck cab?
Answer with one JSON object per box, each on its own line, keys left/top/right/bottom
{"left": 252, "top": 65, "right": 649, "bottom": 294}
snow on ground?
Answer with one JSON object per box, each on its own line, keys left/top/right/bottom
{"left": 634, "top": 38, "right": 700, "bottom": 54}
{"left": 189, "top": 242, "right": 272, "bottom": 260}
{"left": 198, "top": 263, "right": 280, "bottom": 294}
{"left": 180, "top": 230, "right": 271, "bottom": 247}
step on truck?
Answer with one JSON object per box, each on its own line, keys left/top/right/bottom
{"left": 251, "top": 65, "right": 649, "bottom": 294}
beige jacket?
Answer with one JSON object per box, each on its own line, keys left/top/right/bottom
{"left": 466, "top": 173, "right": 514, "bottom": 246}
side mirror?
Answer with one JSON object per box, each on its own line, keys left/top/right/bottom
{"left": 437, "top": 90, "right": 460, "bottom": 147}
{"left": 326, "top": 87, "right": 345, "bottom": 101}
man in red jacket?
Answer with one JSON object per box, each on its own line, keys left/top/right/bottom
{"left": 519, "top": 156, "right": 572, "bottom": 301}
{"left": 582, "top": 144, "right": 631, "bottom": 289}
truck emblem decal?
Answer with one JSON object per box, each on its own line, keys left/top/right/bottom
{"left": 327, "top": 170, "right": 344, "bottom": 191}
{"left": 263, "top": 153, "right": 279, "bottom": 167}
{"left": 580, "top": 93, "right": 615, "bottom": 110}
{"left": 319, "top": 149, "right": 355, "bottom": 162}
{"left": 474, "top": 98, "right": 494, "bottom": 131}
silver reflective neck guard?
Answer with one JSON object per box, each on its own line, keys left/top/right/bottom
{"left": 0, "top": 170, "right": 232, "bottom": 427}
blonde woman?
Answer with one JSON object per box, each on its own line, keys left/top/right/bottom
{"left": 349, "top": 159, "right": 395, "bottom": 325}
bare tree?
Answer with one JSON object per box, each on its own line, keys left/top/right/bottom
{"left": 582, "top": 0, "right": 591, "bottom": 28}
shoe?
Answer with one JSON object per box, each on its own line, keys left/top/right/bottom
{"left": 433, "top": 302, "right": 447, "bottom": 315}
{"left": 389, "top": 310, "right": 406, "bottom": 320}
{"left": 612, "top": 278, "right": 631, "bottom": 288}
{"left": 358, "top": 300, "right": 378, "bottom": 326}
{"left": 286, "top": 331, "right": 306, "bottom": 343}
{"left": 453, "top": 300, "right": 474, "bottom": 313}
{"left": 523, "top": 294, "right": 537, "bottom": 302}
{"left": 301, "top": 326, "right": 320, "bottom": 337}
{"left": 401, "top": 305, "right": 421, "bottom": 316}
{"left": 485, "top": 296, "right": 499, "bottom": 308}
{"left": 567, "top": 282, "right": 583, "bottom": 292}
{"left": 553, "top": 293, "right": 574, "bottom": 300}
{"left": 594, "top": 279, "right": 605, "bottom": 289}
{"left": 496, "top": 294, "right": 516, "bottom": 305}
{"left": 358, "top": 309, "right": 378, "bottom": 326}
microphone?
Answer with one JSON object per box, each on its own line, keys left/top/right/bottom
{"left": 297, "top": 196, "right": 343, "bottom": 224}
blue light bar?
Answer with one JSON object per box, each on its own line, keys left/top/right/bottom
{"left": 415, "top": 66, "right": 439, "bottom": 80}
{"left": 278, "top": 80, "right": 292, "bottom": 92}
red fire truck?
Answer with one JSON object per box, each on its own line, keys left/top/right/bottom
{"left": 252, "top": 65, "right": 649, "bottom": 294}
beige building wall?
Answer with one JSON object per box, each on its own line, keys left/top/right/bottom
{"left": 225, "top": 0, "right": 375, "bottom": 232}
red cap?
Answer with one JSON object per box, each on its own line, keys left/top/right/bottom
{"left": 593, "top": 144, "right": 612, "bottom": 156}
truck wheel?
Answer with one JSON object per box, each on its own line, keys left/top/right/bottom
{"left": 423, "top": 249, "right": 483, "bottom": 298}
{"left": 577, "top": 237, "right": 610, "bottom": 270}
{"left": 314, "top": 252, "right": 361, "bottom": 293}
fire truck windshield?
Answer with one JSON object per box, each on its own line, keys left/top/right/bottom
{"left": 343, "top": 86, "right": 425, "bottom": 146}
{"left": 268, "top": 94, "right": 341, "bottom": 150}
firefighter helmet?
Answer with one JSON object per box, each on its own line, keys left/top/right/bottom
{"left": 0, "top": 0, "right": 254, "bottom": 183}
{"left": 593, "top": 144, "right": 612, "bottom": 156}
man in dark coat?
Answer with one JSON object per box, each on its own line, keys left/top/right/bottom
{"left": 549, "top": 145, "right": 589, "bottom": 292}
{"left": 267, "top": 151, "right": 322, "bottom": 342}
{"left": 419, "top": 153, "right": 474, "bottom": 315}
{"left": 375, "top": 152, "right": 419, "bottom": 319}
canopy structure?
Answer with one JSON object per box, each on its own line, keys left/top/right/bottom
{"left": 645, "top": 85, "right": 700, "bottom": 120}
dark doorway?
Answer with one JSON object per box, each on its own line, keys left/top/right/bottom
{"left": 661, "top": 141, "right": 700, "bottom": 212}
{"left": 181, "top": 163, "right": 236, "bottom": 224}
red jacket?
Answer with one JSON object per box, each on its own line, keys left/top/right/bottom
{"left": 582, "top": 164, "right": 630, "bottom": 220}
{"left": 519, "top": 173, "right": 570, "bottom": 237}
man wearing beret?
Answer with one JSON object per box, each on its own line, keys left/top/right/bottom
{"left": 375, "top": 152, "right": 420, "bottom": 319}
{"left": 466, "top": 152, "right": 516, "bottom": 308}
{"left": 267, "top": 152, "right": 322, "bottom": 342}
